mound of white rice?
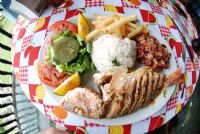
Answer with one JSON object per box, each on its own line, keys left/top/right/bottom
{"left": 91, "top": 34, "right": 137, "bottom": 72}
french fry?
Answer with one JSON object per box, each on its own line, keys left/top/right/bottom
{"left": 127, "top": 23, "right": 149, "bottom": 35}
{"left": 127, "top": 26, "right": 143, "bottom": 38}
{"left": 143, "top": 28, "right": 149, "bottom": 34}
{"left": 143, "top": 29, "right": 149, "bottom": 34}
{"left": 94, "top": 14, "right": 119, "bottom": 19}
{"left": 97, "top": 14, "right": 130, "bottom": 20}
{"left": 105, "top": 14, "right": 137, "bottom": 32}
{"left": 127, "top": 23, "right": 139, "bottom": 29}
{"left": 114, "top": 17, "right": 122, "bottom": 38}
{"left": 85, "top": 29, "right": 101, "bottom": 41}
{"left": 96, "top": 17, "right": 115, "bottom": 29}
{"left": 94, "top": 14, "right": 107, "bottom": 20}
{"left": 92, "top": 20, "right": 102, "bottom": 25}
{"left": 120, "top": 24, "right": 125, "bottom": 37}
{"left": 95, "top": 14, "right": 128, "bottom": 20}
{"left": 125, "top": 26, "right": 134, "bottom": 33}
{"left": 142, "top": 24, "right": 149, "bottom": 34}
{"left": 118, "top": 15, "right": 126, "bottom": 37}
{"left": 143, "top": 23, "right": 148, "bottom": 27}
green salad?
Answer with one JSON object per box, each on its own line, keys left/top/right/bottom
{"left": 46, "top": 30, "right": 95, "bottom": 75}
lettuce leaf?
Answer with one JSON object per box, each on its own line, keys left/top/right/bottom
{"left": 76, "top": 34, "right": 84, "bottom": 46}
{"left": 47, "top": 29, "right": 95, "bottom": 75}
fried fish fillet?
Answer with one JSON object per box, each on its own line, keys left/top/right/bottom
{"left": 59, "top": 66, "right": 182, "bottom": 119}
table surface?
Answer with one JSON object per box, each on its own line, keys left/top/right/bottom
{"left": 11, "top": 0, "right": 200, "bottom": 133}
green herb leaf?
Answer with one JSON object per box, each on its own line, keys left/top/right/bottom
{"left": 52, "top": 34, "right": 60, "bottom": 41}
{"left": 48, "top": 57, "right": 60, "bottom": 66}
{"left": 45, "top": 47, "right": 52, "bottom": 61}
{"left": 86, "top": 41, "right": 92, "bottom": 53}
{"left": 70, "top": 63, "right": 85, "bottom": 74}
{"left": 91, "top": 62, "right": 96, "bottom": 71}
{"left": 52, "top": 58, "right": 60, "bottom": 65}
{"left": 163, "top": 90, "right": 167, "bottom": 98}
{"left": 62, "top": 29, "right": 70, "bottom": 37}
{"left": 79, "top": 47, "right": 87, "bottom": 55}
{"left": 59, "top": 62, "right": 85, "bottom": 75}
{"left": 76, "top": 34, "right": 84, "bottom": 46}
{"left": 112, "top": 58, "right": 120, "bottom": 66}
{"left": 83, "top": 57, "right": 91, "bottom": 70}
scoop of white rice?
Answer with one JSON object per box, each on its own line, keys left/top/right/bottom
{"left": 91, "top": 34, "right": 137, "bottom": 72}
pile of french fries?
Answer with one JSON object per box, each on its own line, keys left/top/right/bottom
{"left": 85, "top": 14, "right": 149, "bottom": 41}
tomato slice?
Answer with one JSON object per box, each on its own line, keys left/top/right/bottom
{"left": 38, "top": 62, "right": 70, "bottom": 87}
{"left": 50, "top": 20, "right": 78, "bottom": 34}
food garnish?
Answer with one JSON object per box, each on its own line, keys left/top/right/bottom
{"left": 78, "top": 14, "right": 89, "bottom": 39}
{"left": 53, "top": 73, "right": 80, "bottom": 96}
{"left": 86, "top": 41, "right": 92, "bottom": 53}
{"left": 163, "top": 89, "right": 167, "bottom": 98}
{"left": 112, "top": 58, "right": 121, "bottom": 66}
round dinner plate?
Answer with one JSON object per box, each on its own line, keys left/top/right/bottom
{"left": 38, "top": 12, "right": 177, "bottom": 125}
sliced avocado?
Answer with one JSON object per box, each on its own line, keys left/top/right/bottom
{"left": 50, "top": 36, "right": 79, "bottom": 64}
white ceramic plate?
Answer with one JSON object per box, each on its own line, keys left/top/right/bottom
{"left": 38, "top": 12, "right": 177, "bottom": 125}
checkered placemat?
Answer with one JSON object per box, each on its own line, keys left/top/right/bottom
{"left": 21, "top": 34, "right": 33, "bottom": 51}
{"left": 85, "top": 0, "right": 104, "bottom": 7}
{"left": 158, "top": 25, "right": 171, "bottom": 39}
{"left": 19, "top": 66, "right": 28, "bottom": 84}
{"left": 166, "top": 92, "right": 178, "bottom": 111}
{"left": 150, "top": 3, "right": 163, "bottom": 14}
{"left": 43, "top": 104, "right": 64, "bottom": 124}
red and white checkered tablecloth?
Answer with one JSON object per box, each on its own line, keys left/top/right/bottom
{"left": 43, "top": 104, "right": 64, "bottom": 124}
{"left": 85, "top": 0, "right": 104, "bottom": 7}
{"left": 11, "top": 0, "right": 199, "bottom": 133}
{"left": 158, "top": 25, "right": 171, "bottom": 39}
{"left": 166, "top": 92, "right": 178, "bottom": 111}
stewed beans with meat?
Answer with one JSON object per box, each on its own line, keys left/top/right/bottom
{"left": 135, "top": 34, "right": 171, "bottom": 70}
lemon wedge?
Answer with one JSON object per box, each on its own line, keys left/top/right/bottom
{"left": 53, "top": 73, "right": 80, "bottom": 96}
{"left": 78, "top": 13, "right": 89, "bottom": 39}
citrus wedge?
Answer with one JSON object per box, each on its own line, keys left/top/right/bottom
{"left": 78, "top": 13, "right": 89, "bottom": 39}
{"left": 53, "top": 73, "right": 80, "bottom": 96}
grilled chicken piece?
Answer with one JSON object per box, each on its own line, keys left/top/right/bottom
{"left": 93, "top": 72, "right": 113, "bottom": 85}
{"left": 100, "top": 67, "right": 181, "bottom": 118}
{"left": 119, "top": 78, "right": 136, "bottom": 115}
{"left": 59, "top": 88, "right": 102, "bottom": 118}
{"left": 99, "top": 84, "right": 110, "bottom": 101}
{"left": 60, "top": 66, "right": 182, "bottom": 119}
